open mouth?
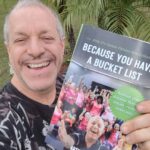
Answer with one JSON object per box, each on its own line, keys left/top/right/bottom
{"left": 90, "top": 129, "right": 98, "bottom": 135}
{"left": 27, "top": 61, "right": 50, "bottom": 69}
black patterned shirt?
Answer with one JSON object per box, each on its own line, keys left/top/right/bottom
{"left": 0, "top": 75, "right": 63, "bottom": 150}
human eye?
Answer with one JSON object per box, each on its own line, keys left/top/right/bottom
{"left": 97, "top": 123, "right": 101, "bottom": 128}
{"left": 92, "top": 122, "right": 96, "bottom": 125}
{"left": 14, "top": 37, "right": 27, "bottom": 43}
{"left": 41, "top": 36, "right": 55, "bottom": 43}
{"left": 14, "top": 39, "right": 24, "bottom": 42}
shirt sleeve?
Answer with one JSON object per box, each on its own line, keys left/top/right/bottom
{"left": 0, "top": 107, "right": 27, "bottom": 150}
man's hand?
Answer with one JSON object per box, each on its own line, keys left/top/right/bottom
{"left": 121, "top": 100, "right": 150, "bottom": 150}
{"left": 58, "top": 119, "right": 75, "bottom": 149}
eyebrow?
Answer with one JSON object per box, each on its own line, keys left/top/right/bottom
{"left": 14, "top": 30, "right": 51, "bottom": 36}
{"left": 14, "top": 32, "right": 28, "bottom": 37}
{"left": 40, "top": 30, "right": 50, "bottom": 34}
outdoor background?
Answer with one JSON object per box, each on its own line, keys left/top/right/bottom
{"left": 0, "top": 0, "right": 150, "bottom": 88}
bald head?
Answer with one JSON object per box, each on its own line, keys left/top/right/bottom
{"left": 3, "top": 0, "right": 65, "bottom": 43}
{"left": 88, "top": 115, "right": 104, "bottom": 134}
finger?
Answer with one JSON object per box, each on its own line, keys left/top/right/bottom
{"left": 121, "top": 113, "right": 150, "bottom": 134}
{"left": 58, "top": 120, "right": 63, "bottom": 138}
{"left": 58, "top": 127, "right": 62, "bottom": 140}
{"left": 124, "top": 127, "right": 150, "bottom": 144}
{"left": 138, "top": 141, "right": 150, "bottom": 150}
{"left": 59, "top": 119, "right": 66, "bottom": 130}
{"left": 58, "top": 120, "right": 67, "bottom": 139}
{"left": 137, "top": 100, "right": 150, "bottom": 113}
{"left": 61, "top": 119, "right": 67, "bottom": 133}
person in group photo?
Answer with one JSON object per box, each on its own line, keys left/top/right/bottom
{"left": 58, "top": 115, "right": 109, "bottom": 150}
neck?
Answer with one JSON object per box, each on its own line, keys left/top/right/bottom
{"left": 85, "top": 135, "right": 96, "bottom": 148}
{"left": 11, "top": 76, "right": 56, "bottom": 106}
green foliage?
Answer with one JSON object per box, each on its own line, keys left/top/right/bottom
{"left": 0, "top": 0, "right": 17, "bottom": 87}
{"left": 50, "top": 0, "right": 150, "bottom": 62}
{"left": 51, "top": 0, "right": 150, "bottom": 39}
{"left": 0, "top": 0, "right": 150, "bottom": 87}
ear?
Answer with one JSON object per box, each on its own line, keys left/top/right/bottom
{"left": 4, "top": 41, "right": 12, "bottom": 64}
{"left": 60, "top": 37, "right": 65, "bottom": 55}
{"left": 4, "top": 41, "right": 10, "bottom": 54}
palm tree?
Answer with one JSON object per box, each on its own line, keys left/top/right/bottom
{"left": 49, "top": 0, "right": 150, "bottom": 50}
{"left": 0, "top": 0, "right": 150, "bottom": 87}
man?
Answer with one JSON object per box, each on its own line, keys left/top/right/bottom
{"left": 0, "top": 0, "right": 65, "bottom": 149}
{"left": 58, "top": 115, "right": 108, "bottom": 150}
{"left": 0, "top": 0, "right": 150, "bottom": 150}
{"left": 76, "top": 115, "right": 105, "bottom": 150}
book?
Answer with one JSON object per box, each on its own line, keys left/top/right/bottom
{"left": 46, "top": 24, "right": 150, "bottom": 150}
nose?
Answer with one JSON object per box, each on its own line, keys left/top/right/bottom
{"left": 93, "top": 123, "right": 100, "bottom": 129}
{"left": 92, "top": 124, "right": 97, "bottom": 129}
{"left": 27, "top": 37, "right": 44, "bottom": 58}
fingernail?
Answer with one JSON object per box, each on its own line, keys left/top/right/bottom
{"left": 125, "top": 135, "right": 130, "bottom": 143}
{"left": 121, "top": 125, "right": 128, "bottom": 134}
{"left": 137, "top": 104, "right": 144, "bottom": 112}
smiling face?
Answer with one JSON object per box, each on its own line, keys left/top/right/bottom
{"left": 6, "top": 6, "right": 65, "bottom": 101}
{"left": 86, "top": 116, "right": 104, "bottom": 142}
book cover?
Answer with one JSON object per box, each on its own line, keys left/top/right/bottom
{"left": 46, "top": 24, "right": 150, "bottom": 150}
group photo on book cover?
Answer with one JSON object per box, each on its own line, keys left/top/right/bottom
{"left": 45, "top": 25, "right": 150, "bottom": 150}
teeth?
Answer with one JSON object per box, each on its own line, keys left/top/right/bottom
{"left": 91, "top": 129, "right": 97, "bottom": 134}
{"left": 28, "top": 62, "right": 49, "bottom": 68}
